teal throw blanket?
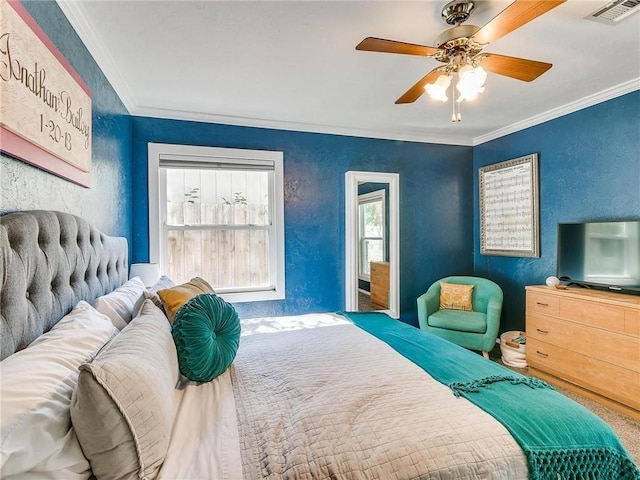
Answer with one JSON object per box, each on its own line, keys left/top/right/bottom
{"left": 340, "top": 312, "right": 639, "bottom": 480}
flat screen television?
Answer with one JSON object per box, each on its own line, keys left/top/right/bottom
{"left": 557, "top": 220, "right": 640, "bottom": 295}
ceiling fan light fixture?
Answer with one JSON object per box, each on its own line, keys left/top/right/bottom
{"left": 355, "top": 0, "right": 567, "bottom": 120}
{"left": 456, "top": 64, "right": 487, "bottom": 101}
{"left": 425, "top": 74, "right": 452, "bottom": 102}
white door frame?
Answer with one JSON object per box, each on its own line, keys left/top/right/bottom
{"left": 345, "top": 171, "right": 399, "bottom": 318}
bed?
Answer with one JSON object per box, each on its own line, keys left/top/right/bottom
{"left": 1, "top": 210, "right": 638, "bottom": 480}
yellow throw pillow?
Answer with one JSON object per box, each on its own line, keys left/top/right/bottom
{"left": 157, "top": 277, "right": 215, "bottom": 323}
{"left": 439, "top": 282, "right": 474, "bottom": 311}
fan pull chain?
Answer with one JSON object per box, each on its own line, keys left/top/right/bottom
{"left": 451, "top": 85, "right": 456, "bottom": 122}
{"left": 451, "top": 80, "right": 461, "bottom": 122}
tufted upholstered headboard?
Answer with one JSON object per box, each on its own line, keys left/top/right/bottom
{"left": 0, "top": 210, "right": 128, "bottom": 360}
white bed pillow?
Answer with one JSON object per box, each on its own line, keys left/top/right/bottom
{"left": 93, "top": 276, "right": 146, "bottom": 330}
{"left": 148, "top": 275, "right": 176, "bottom": 293}
{"left": 142, "top": 275, "right": 177, "bottom": 312}
{"left": 71, "top": 300, "right": 179, "bottom": 480}
{"left": 0, "top": 301, "right": 119, "bottom": 479}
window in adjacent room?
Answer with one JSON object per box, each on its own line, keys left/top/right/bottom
{"left": 358, "top": 189, "right": 386, "bottom": 281}
{"left": 148, "top": 143, "right": 284, "bottom": 302}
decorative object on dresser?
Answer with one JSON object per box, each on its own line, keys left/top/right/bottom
{"left": 526, "top": 285, "right": 640, "bottom": 419}
{"left": 545, "top": 275, "right": 560, "bottom": 288}
{"left": 417, "top": 276, "right": 503, "bottom": 359}
{"left": 369, "top": 261, "right": 390, "bottom": 308}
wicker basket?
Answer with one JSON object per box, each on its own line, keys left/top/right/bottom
{"left": 500, "top": 331, "right": 527, "bottom": 368}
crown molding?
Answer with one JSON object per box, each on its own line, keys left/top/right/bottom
{"left": 57, "top": 1, "right": 135, "bottom": 113}
{"left": 132, "top": 106, "right": 474, "bottom": 146}
{"left": 473, "top": 78, "right": 640, "bottom": 146}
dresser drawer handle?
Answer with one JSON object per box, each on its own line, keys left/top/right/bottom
{"left": 536, "top": 328, "right": 549, "bottom": 335}
{"left": 536, "top": 350, "right": 549, "bottom": 358}
{"left": 536, "top": 302, "right": 549, "bottom": 307}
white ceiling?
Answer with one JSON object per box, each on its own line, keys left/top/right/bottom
{"left": 58, "top": 0, "right": 640, "bottom": 146}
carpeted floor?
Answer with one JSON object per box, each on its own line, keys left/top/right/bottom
{"left": 491, "top": 346, "right": 640, "bottom": 466}
{"left": 552, "top": 383, "right": 640, "bottom": 466}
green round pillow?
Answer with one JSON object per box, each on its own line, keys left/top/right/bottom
{"left": 172, "top": 294, "right": 241, "bottom": 382}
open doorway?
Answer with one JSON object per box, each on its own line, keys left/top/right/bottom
{"left": 345, "top": 171, "right": 399, "bottom": 318}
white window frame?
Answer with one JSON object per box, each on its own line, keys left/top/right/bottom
{"left": 148, "top": 142, "right": 285, "bottom": 302}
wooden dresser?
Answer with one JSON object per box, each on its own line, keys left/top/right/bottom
{"left": 370, "top": 262, "right": 390, "bottom": 309}
{"left": 525, "top": 285, "right": 640, "bottom": 418}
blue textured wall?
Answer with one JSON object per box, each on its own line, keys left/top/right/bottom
{"left": 131, "top": 117, "right": 474, "bottom": 323}
{"left": 0, "top": 1, "right": 132, "bottom": 241}
{"left": 473, "top": 91, "right": 640, "bottom": 333}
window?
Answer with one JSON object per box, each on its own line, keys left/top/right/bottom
{"left": 358, "top": 189, "right": 385, "bottom": 280}
{"left": 148, "top": 143, "right": 284, "bottom": 302}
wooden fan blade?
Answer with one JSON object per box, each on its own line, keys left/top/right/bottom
{"left": 472, "top": 0, "right": 566, "bottom": 45}
{"left": 478, "top": 53, "right": 552, "bottom": 82}
{"left": 356, "top": 37, "right": 439, "bottom": 57}
{"left": 395, "top": 69, "right": 445, "bottom": 104}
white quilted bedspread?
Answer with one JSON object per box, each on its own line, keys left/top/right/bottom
{"left": 230, "top": 313, "right": 528, "bottom": 479}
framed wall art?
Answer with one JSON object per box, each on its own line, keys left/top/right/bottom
{"left": 1, "top": 0, "right": 92, "bottom": 187}
{"left": 479, "top": 153, "right": 540, "bottom": 257}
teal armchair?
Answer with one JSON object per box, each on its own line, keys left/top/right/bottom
{"left": 417, "top": 276, "right": 503, "bottom": 359}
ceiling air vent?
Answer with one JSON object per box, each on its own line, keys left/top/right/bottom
{"left": 586, "top": 0, "right": 640, "bottom": 25}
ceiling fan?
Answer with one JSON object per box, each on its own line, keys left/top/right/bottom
{"left": 356, "top": 0, "right": 566, "bottom": 121}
